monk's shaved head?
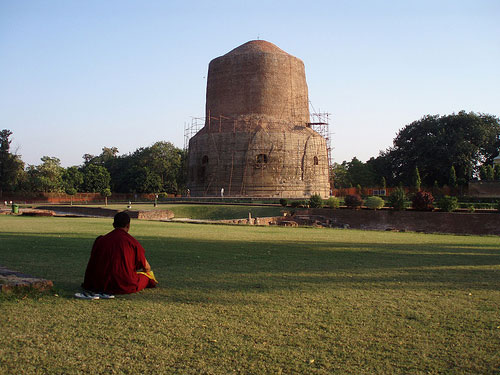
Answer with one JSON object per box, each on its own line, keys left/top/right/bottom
{"left": 113, "top": 212, "right": 131, "bottom": 229}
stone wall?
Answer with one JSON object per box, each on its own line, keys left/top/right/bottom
{"left": 306, "top": 208, "right": 500, "bottom": 236}
{"left": 136, "top": 210, "right": 174, "bottom": 220}
{"left": 468, "top": 181, "right": 500, "bottom": 197}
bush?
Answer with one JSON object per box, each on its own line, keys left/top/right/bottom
{"left": 65, "top": 187, "right": 77, "bottom": 195}
{"left": 290, "top": 200, "right": 308, "bottom": 208}
{"left": 438, "top": 195, "right": 458, "bottom": 212}
{"left": 279, "top": 198, "right": 288, "bottom": 207}
{"left": 388, "top": 188, "right": 407, "bottom": 211}
{"left": 309, "top": 194, "right": 323, "bottom": 208}
{"left": 412, "top": 191, "right": 434, "bottom": 211}
{"left": 326, "top": 196, "right": 340, "bottom": 209}
{"left": 344, "top": 194, "right": 363, "bottom": 209}
{"left": 365, "top": 196, "right": 384, "bottom": 210}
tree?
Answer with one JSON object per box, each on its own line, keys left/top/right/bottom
{"left": 82, "top": 153, "right": 95, "bottom": 165}
{"left": 346, "top": 157, "right": 376, "bottom": 187}
{"left": 38, "top": 156, "right": 64, "bottom": 192}
{"left": 82, "top": 164, "right": 111, "bottom": 193}
{"left": 384, "top": 112, "right": 500, "bottom": 186}
{"left": 479, "top": 165, "right": 487, "bottom": 180}
{"left": 100, "top": 146, "right": 119, "bottom": 160}
{"left": 107, "top": 141, "right": 185, "bottom": 194}
{"left": 66, "top": 187, "right": 77, "bottom": 205}
{"left": 432, "top": 180, "right": 442, "bottom": 197}
{"left": 126, "top": 166, "right": 163, "bottom": 193}
{"left": 25, "top": 156, "right": 64, "bottom": 193}
{"left": 486, "top": 165, "right": 495, "bottom": 181}
{"left": 101, "top": 188, "right": 112, "bottom": 206}
{"left": 494, "top": 165, "right": 500, "bottom": 181}
{"left": 449, "top": 166, "right": 457, "bottom": 188}
{"left": 366, "top": 154, "right": 395, "bottom": 187}
{"left": 0, "top": 129, "right": 25, "bottom": 195}
{"left": 448, "top": 165, "right": 458, "bottom": 195}
{"left": 0, "top": 129, "right": 11, "bottom": 153}
{"left": 138, "top": 141, "right": 184, "bottom": 193}
{"left": 331, "top": 162, "right": 350, "bottom": 188}
{"left": 84, "top": 147, "right": 119, "bottom": 168}
{"left": 62, "top": 166, "right": 84, "bottom": 192}
{"left": 412, "top": 167, "right": 421, "bottom": 191}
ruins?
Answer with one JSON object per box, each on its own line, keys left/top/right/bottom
{"left": 187, "top": 40, "right": 330, "bottom": 198}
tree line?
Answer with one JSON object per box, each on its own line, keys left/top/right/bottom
{"left": 1, "top": 111, "right": 499, "bottom": 196}
{"left": 331, "top": 111, "right": 500, "bottom": 190}
{"left": 0, "top": 130, "right": 187, "bottom": 196}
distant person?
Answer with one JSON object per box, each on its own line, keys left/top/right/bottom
{"left": 78, "top": 212, "right": 157, "bottom": 299}
{"left": 221, "top": 187, "right": 224, "bottom": 198}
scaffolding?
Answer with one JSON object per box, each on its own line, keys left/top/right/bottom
{"left": 183, "top": 107, "right": 333, "bottom": 197}
{"left": 184, "top": 107, "right": 333, "bottom": 164}
{"left": 308, "top": 109, "right": 332, "bottom": 168}
{"left": 184, "top": 117, "right": 204, "bottom": 150}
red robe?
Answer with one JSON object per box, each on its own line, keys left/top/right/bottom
{"left": 82, "top": 228, "right": 154, "bottom": 294}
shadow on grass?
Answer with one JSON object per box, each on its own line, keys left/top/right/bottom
{"left": 1, "top": 231, "right": 499, "bottom": 298}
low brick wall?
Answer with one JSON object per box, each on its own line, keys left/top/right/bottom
{"left": 2, "top": 192, "right": 183, "bottom": 204}
{"left": 468, "top": 181, "right": 500, "bottom": 197}
{"left": 306, "top": 208, "right": 500, "bottom": 236}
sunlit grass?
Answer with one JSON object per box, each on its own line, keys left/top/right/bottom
{"left": 38, "top": 203, "right": 290, "bottom": 220}
{"left": 0, "top": 216, "right": 499, "bottom": 374}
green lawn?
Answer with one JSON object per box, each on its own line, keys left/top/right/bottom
{"left": 0, "top": 215, "right": 499, "bottom": 374}
{"left": 39, "top": 203, "right": 290, "bottom": 220}
{"left": 144, "top": 203, "right": 288, "bottom": 220}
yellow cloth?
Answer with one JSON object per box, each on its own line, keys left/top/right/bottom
{"left": 136, "top": 270, "right": 158, "bottom": 284}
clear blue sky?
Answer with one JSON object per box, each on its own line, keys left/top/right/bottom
{"left": 1, "top": 0, "right": 499, "bottom": 167}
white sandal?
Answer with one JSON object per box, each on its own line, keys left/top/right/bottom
{"left": 94, "top": 293, "right": 115, "bottom": 299}
{"left": 74, "top": 292, "right": 99, "bottom": 300}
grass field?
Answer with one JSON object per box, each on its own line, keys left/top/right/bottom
{"left": 0, "top": 215, "right": 499, "bottom": 374}
{"left": 38, "top": 203, "right": 290, "bottom": 221}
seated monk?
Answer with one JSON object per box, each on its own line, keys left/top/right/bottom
{"left": 82, "top": 211, "right": 157, "bottom": 296}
